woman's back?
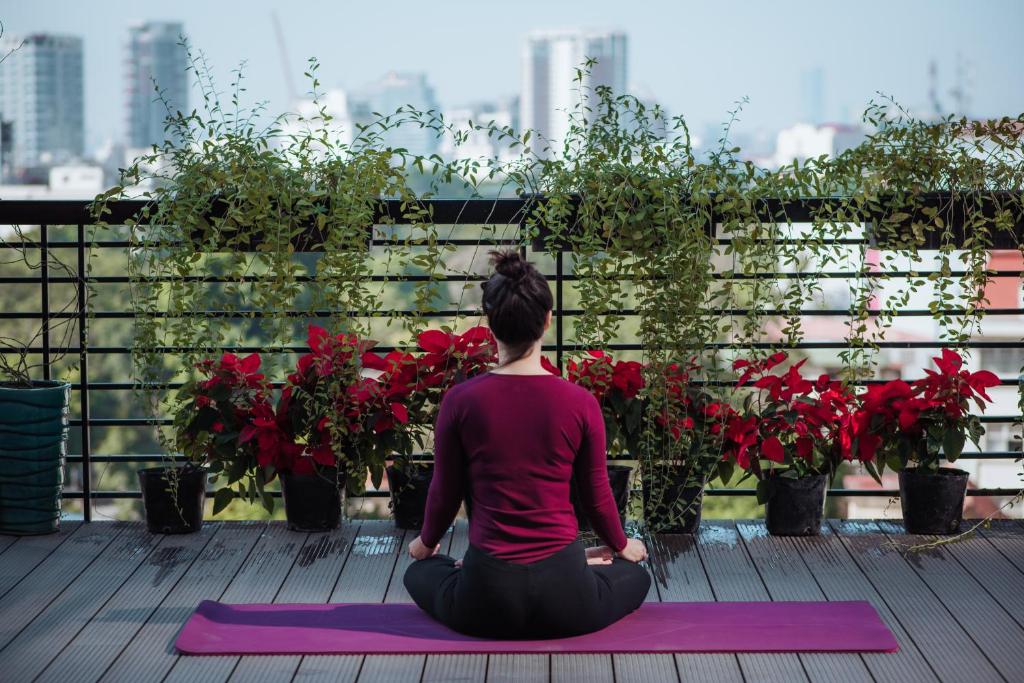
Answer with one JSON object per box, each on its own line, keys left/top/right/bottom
{"left": 418, "top": 371, "right": 628, "bottom": 563}
{"left": 405, "top": 249, "right": 648, "bottom": 639}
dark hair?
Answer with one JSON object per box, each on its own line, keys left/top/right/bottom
{"left": 481, "top": 249, "right": 553, "bottom": 365}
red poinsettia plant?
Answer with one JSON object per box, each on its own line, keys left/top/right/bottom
{"left": 852, "top": 348, "right": 998, "bottom": 475}
{"left": 554, "top": 350, "right": 645, "bottom": 457}
{"left": 722, "top": 352, "right": 860, "bottom": 501}
{"left": 643, "top": 358, "right": 734, "bottom": 486}
{"left": 173, "top": 352, "right": 279, "bottom": 514}
{"left": 412, "top": 325, "right": 498, "bottom": 423}
{"left": 273, "top": 325, "right": 418, "bottom": 492}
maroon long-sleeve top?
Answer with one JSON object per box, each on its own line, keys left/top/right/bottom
{"left": 418, "top": 372, "right": 629, "bottom": 564}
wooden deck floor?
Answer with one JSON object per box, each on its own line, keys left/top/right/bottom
{"left": 1, "top": 518, "right": 1023, "bottom": 683}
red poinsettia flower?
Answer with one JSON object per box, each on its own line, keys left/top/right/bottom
{"left": 541, "top": 355, "right": 562, "bottom": 376}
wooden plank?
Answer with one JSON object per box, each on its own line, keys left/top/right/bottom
{"left": 697, "top": 522, "right": 809, "bottom": 683}
{"left": 163, "top": 522, "right": 306, "bottom": 683}
{"left": 422, "top": 653, "right": 488, "bottom": 682}
{"left": 613, "top": 653, "right": 679, "bottom": 683}
{"left": 0, "top": 522, "right": 121, "bottom": 653}
{"left": 0, "top": 533, "right": 18, "bottom": 555}
{"left": 949, "top": 525, "right": 1024, "bottom": 629}
{"left": 99, "top": 522, "right": 266, "bottom": 683}
{"left": 36, "top": 523, "right": 220, "bottom": 683}
{"left": 0, "top": 521, "right": 82, "bottom": 599}
{"left": 830, "top": 520, "right": 1002, "bottom": 683}
{"left": 736, "top": 522, "right": 873, "bottom": 683}
{"left": 648, "top": 532, "right": 737, "bottom": 683}
{"left": 978, "top": 519, "right": 1024, "bottom": 574}
{"left": 357, "top": 655, "right": 424, "bottom": 682}
{"left": 0, "top": 523, "right": 157, "bottom": 681}
{"left": 879, "top": 520, "right": 1024, "bottom": 681}
{"left": 486, "top": 654, "right": 548, "bottom": 683}
{"left": 552, "top": 653, "right": 612, "bottom": 682}
{"left": 296, "top": 520, "right": 404, "bottom": 683}
{"left": 233, "top": 521, "right": 360, "bottom": 683}
{"left": 786, "top": 523, "right": 937, "bottom": 683}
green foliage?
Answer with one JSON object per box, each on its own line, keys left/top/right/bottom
{"left": 65, "top": 51, "right": 1024, "bottom": 522}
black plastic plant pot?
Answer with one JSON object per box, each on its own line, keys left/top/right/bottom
{"left": 386, "top": 463, "right": 433, "bottom": 530}
{"left": 570, "top": 464, "right": 633, "bottom": 533}
{"left": 0, "top": 381, "right": 70, "bottom": 535}
{"left": 764, "top": 473, "right": 827, "bottom": 537}
{"left": 138, "top": 466, "right": 207, "bottom": 534}
{"left": 641, "top": 467, "right": 704, "bottom": 534}
{"left": 898, "top": 467, "right": 969, "bottom": 535}
{"left": 280, "top": 467, "right": 343, "bottom": 532}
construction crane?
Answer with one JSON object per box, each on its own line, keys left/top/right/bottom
{"left": 271, "top": 10, "right": 297, "bottom": 103}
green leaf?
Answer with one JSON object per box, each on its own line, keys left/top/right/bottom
{"left": 755, "top": 479, "right": 774, "bottom": 505}
{"left": 212, "top": 487, "right": 234, "bottom": 516}
{"left": 717, "top": 460, "right": 735, "bottom": 485}
{"left": 942, "top": 429, "right": 966, "bottom": 462}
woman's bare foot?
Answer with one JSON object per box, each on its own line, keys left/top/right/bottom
{"left": 585, "top": 545, "right": 614, "bottom": 565}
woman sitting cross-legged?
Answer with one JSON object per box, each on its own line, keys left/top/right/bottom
{"left": 403, "top": 249, "right": 651, "bottom": 640}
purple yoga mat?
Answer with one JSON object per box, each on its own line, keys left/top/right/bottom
{"left": 175, "top": 600, "right": 898, "bottom": 655}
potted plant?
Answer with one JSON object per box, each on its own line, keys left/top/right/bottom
{"left": 380, "top": 326, "right": 496, "bottom": 529}
{"left": 272, "top": 324, "right": 387, "bottom": 531}
{"left": 854, "top": 349, "right": 998, "bottom": 534}
{"left": 554, "top": 350, "right": 643, "bottom": 531}
{"left": 0, "top": 374, "right": 70, "bottom": 535}
{"left": 722, "top": 352, "right": 859, "bottom": 536}
{"left": 0, "top": 226, "right": 77, "bottom": 536}
{"left": 639, "top": 359, "right": 729, "bottom": 534}
{"left": 168, "top": 352, "right": 281, "bottom": 533}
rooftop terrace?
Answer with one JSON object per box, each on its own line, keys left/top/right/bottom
{"left": 1, "top": 518, "right": 1023, "bottom": 682}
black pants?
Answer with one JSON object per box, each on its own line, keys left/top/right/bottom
{"left": 404, "top": 540, "right": 651, "bottom": 639}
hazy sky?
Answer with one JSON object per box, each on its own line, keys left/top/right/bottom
{"left": 4, "top": 0, "right": 1023, "bottom": 154}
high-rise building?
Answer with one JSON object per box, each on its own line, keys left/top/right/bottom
{"left": 520, "top": 30, "right": 627, "bottom": 156}
{"left": 126, "top": 22, "right": 189, "bottom": 149}
{"left": 356, "top": 71, "right": 441, "bottom": 157}
{"left": 800, "top": 67, "right": 825, "bottom": 124}
{"left": 0, "top": 34, "right": 84, "bottom": 175}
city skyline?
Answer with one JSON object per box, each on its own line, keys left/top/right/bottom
{"left": 3, "top": 0, "right": 1023, "bottom": 157}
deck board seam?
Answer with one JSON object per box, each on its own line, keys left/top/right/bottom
{"left": 159, "top": 522, "right": 270, "bottom": 683}
{"left": 877, "top": 523, "right": 1016, "bottom": 682}
{"left": 0, "top": 522, "right": 85, "bottom": 602}
{"left": 940, "top": 532, "right": 1024, "bottom": 630}
{"left": 978, "top": 525, "right": 1024, "bottom": 575}
{"left": 789, "top": 529, "right": 879, "bottom": 683}
{"left": 827, "top": 520, "right": 965, "bottom": 683}
{"left": 223, "top": 524, "right": 311, "bottom": 683}
{"left": 0, "top": 522, "right": 128, "bottom": 657}
{"left": 730, "top": 521, "right": 816, "bottom": 683}
{"left": 288, "top": 520, "right": 364, "bottom": 682}
{"left": 92, "top": 522, "right": 227, "bottom": 683}
{"left": 5, "top": 525, "right": 169, "bottom": 677}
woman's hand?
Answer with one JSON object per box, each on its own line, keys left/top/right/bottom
{"left": 408, "top": 535, "right": 440, "bottom": 561}
{"left": 585, "top": 545, "right": 614, "bottom": 565}
{"left": 615, "top": 538, "right": 648, "bottom": 563}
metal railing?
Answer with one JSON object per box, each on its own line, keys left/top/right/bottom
{"left": 1, "top": 197, "right": 1022, "bottom": 521}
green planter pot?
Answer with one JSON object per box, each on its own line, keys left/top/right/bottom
{"left": 0, "top": 381, "right": 70, "bottom": 535}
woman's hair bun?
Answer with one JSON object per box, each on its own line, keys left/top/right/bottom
{"left": 480, "top": 249, "right": 553, "bottom": 366}
{"left": 489, "top": 249, "right": 527, "bottom": 281}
